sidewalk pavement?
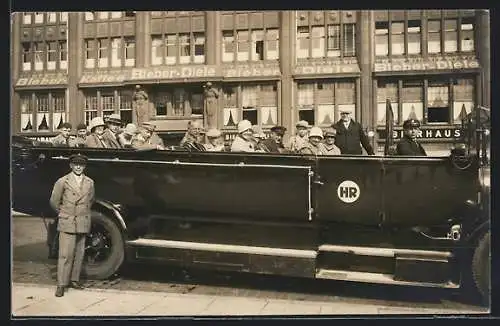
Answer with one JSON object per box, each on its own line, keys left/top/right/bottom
{"left": 12, "top": 282, "right": 488, "bottom": 317}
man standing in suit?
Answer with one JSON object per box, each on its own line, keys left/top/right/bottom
{"left": 50, "top": 154, "right": 95, "bottom": 297}
{"left": 103, "top": 114, "right": 123, "bottom": 148}
{"left": 332, "top": 108, "right": 375, "bottom": 155}
{"left": 396, "top": 119, "right": 427, "bottom": 156}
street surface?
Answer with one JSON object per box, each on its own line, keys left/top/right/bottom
{"left": 12, "top": 216, "right": 488, "bottom": 314}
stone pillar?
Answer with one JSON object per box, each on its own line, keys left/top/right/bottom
{"left": 280, "top": 11, "right": 294, "bottom": 133}
{"left": 136, "top": 12, "right": 149, "bottom": 68}
{"left": 67, "top": 12, "right": 83, "bottom": 127}
{"left": 477, "top": 10, "right": 490, "bottom": 107}
{"left": 205, "top": 11, "right": 217, "bottom": 65}
{"left": 358, "top": 11, "right": 374, "bottom": 146}
{"left": 11, "top": 13, "right": 21, "bottom": 134}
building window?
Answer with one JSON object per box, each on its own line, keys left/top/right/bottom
{"left": 297, "top": 80, "right": 356, "bottom": 126}
{"left": 101, "top": 93, "right": 115, "bottom": 118}
{"left": 377, "top": 81, "right": 399, "bottom": 125}
{"left": 48, "top": 12, "right": 57, "bottom": 23}
{"left": 59, "top": 41, "right": 67, "bottom": 70}
{"left": 34, "top": 12, "right": 44, "bottom": 24}
{"left": 33, "top": 42, "right": 44, "bottom": 71}
{"left": 297, "top": 12, "right": 356, "bottom": 59}
{"left": 151, "top": 35, "right": 163, "bottom": 65}
{"left": 111, "top": 37, "right": 122, "bottom": 67}
{"left": 444, "top": 19, "right": 458, "bottom": 53}
{"left": 47, "top": 41, "right": 57, "bottom": 70}
{"left": 166, "top": 34, "right": 177, "bottom": 64}
{"left": 428, "top": 20, "right": 441, "bottom": 54}
{"left": 124, "top": 37, "right": 135, "bottom": 67}
{"left": 453, "top": 78, "right": 475, "bottom": 123}
{"left": 60, "top": 12, "right": 68, "bottom": 22}
{"left": 194, "top": 33, "right": 205, "bottom": 63}
{"left": 35, "top": 93, "right": 50, "bottom": 131}
{"left": 151, "top": 33, "right": 205, "bottom": 65}
{"left": 23, "top": 13, "right": 32, "bottom": 25}
{"left": 83, "top": 90, "right": 133, "bottom": 126}
{"left": 223, "top": 28, "right": 279, "bottom": 63}
{"left": 461, "top": 17, "right": 475, "bottom": 52}
{"left": 375, "top": 22, "right": 389, "bottom": 56}
{"left": 427, "top": 82, "right": 449, "bottom": 123}
{"left": 22, "top": 42, "right": 32, "bottom": 71}
{"left": 52, "top": 92, "right": 66, "bottom": 131}
{"left": 179, "top": 33, "right": 191, "bottom": 64}
{"left": 266, "top": 29, "right": 279, "bottom": 60}
{"left": 251, "top": 30, "right": 265, "bottom": 61}
{"left": 20, "top": 95, "right": 33, "bottom": 132}
{"left": 222, "top": 31, "right": 235, "bottom": 62}
{"left": 98, "top": 38, "right": 109, "bottom": 67}
{"left": 391, "top": 22, "right": 405, "bottom": 55}
{"left": 222, "top": 85, "right": 238, "bottom": 127}
{"left": 237, "top": 30, "right": 250, "bottom": 61}
{"left": 119, "top": 92, "right": 133, "bottom": 124}
{"left": 402, "top": 81, "right": 424, "bottom": 124}
{"left": 152, "top": 87, "right": 205, "bottom": 117}
{"left": 84, "top": 93, "right": 98, "bottom": 125}
{"left": 85, "top": 39, "right": 96, "bottom": 68}
{"left": 19, "top": 91, "right": 68, "bottom": 133}
{"left": 190, "top": 92, "right": 204, "bottom": 115}
{"left": 407, "top": 20, "right": 421, "bottom": 54}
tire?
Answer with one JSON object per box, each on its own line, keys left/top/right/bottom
{"left": 82, "top": 211, "right": 125, "bottom": 280}
{"left": 472, "top": 231, "right": 490, "bottom": 305}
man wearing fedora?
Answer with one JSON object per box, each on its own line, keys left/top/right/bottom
{"left": 332, "top": 108, "right": 375, "bottom": 155}
{"left": 260, "top": 125, "right": 287, "bottom": 153}
{"left": 103, "top": 114, "right": 123, "bottom": 148}
{"left": 49, "top": 153, "right": 95, "bottom": 297}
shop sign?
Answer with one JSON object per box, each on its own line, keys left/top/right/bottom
{"left": 294, "top": 58, "right": 361, "bottom": 75}
{"left": 79, "top": 72, "right": 127, "bottom": 84}
{"left": 129, "top": 65, "right": 220, "bottom": 81}
{"left": 16, "top": 74, "right": 67, "bottom": 87}
{"left": 378, "top": 127, "right": 462, "bottom": 139}
{"left": 223, "top": 64, "right": 281, "bottom": 78}
{"left": 374, "top": 55, "right": 480, "bottom": 73}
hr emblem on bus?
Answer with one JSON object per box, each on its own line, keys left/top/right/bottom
{"left": 337, "top": 180, "right": 360, "bottom": 203}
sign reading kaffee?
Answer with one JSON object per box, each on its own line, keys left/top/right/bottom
{"left": 374, "top": 55, "right": 480, "bottom": 72}
{"left": 130, "top": 65, "right": 220, "bottom": 80}
{"left": 16, "top": 74, "right": 67, "bottom": 87}
{"left": 294, "top": 59, "right": 361, "bottom": 75}
{"left": 79, "top": 72, "right": 127, "bottom": 84}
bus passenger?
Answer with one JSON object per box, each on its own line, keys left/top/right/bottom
{"left": 52, "top": 122, "right": 75, "bottom": 147}
{"left": 252, "top": 126, "right": 268, "bottom": 152}
{"left": 180, "top": 120, "right": 206, "bottom": 151}
{"left": 231, "top": 120, "right": 260, "bottom": 152}
{"left": 118, "top": 123, "right": 138, "bottom": 148}
{"left": 396, "top": 119, "right": 427, "bottom": 156}
{"left": 299, "top": 127, "right": 325, "bottom": 156}
{"left": 322, "top": 128, "right": 341, "bottom": 155}
{"left": 85, "top": 117, "right": 108, "bottom": 148}
{"left": 260, "top": 126, "right": 287, "bottom": 153}
{"left": 103, "top": 114, "right": 123, "bottom": 148}
{"left": 132, "top": 123, "right": 165, "bottom": 150}
{"left": 286, "top": 120, "right": 310, "bottom": 153}
{"left": 73, "top": 123, "right": 88, "bottom": 148}
{"left": 204, "top": 128, "right": 225, "bottom": 152}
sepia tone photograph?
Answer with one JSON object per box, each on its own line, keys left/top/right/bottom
{"left": 11, "top": 10, "right": 491, "bottom": 317}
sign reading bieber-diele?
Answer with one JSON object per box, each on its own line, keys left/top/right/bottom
{"left": 374, "top": 55, "right": 480, "bottom": 72}
{"left": 130, "top": 66, "right": 220, "bottom": 81}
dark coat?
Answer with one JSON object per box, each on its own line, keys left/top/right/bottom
{"left": 260, "top": 138, "right": 285, "bottom": 153}
{"left": 333, "top": 119, "right": 375, "bottom": 155}
{"left": 396, "top": 136, "right": 427, "bottom": 156}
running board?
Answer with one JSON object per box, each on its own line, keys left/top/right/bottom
{"left": 318, "top": 244, "right": 453, "bottom": 259}
{"left": 315, "top": 269, "right": 459, "bottom": 289}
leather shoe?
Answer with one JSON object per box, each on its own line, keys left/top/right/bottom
{"left": 69, "top": 281, "right": 85, "bottom": 290}
{"left": 55, "top": 286, "right": 64, "bottom": 297}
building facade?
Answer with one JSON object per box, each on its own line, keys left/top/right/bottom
{"left": 10, "top": 10, "right": 490, "bottom": 154}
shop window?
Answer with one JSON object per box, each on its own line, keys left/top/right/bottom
{"left": 34, "top": 12, "right": 44, "bottom": 24}
{"left": 20, "top": 95, "right": 33, "bottom": 132}
{"left": 461, "top": 17, "right": 475, "bottom": 52}
{"left": 152, "top": 88, "right": 202, "bottom": 117}
{"left": 111, "top": 37, "right": 122, "bottom": 68}
{"left": 297, "top": 83, "right": 315, "bottom": 126}
{"left": 194, "top": 33, "right": 205, "bottom": 63}
{"left": 179, "top": 33, "right": 191, "bottom": 64}
{"left": 407, "top": 20, "right": 421, "bottom": 54}
{"left": 327, "top": 25, "right": 341, "bottom": 57}
{"left": 453, "top": 78, "right": 475, "bottom": 123}
{"left": 60, "top": 12, "right": 68, "bottom": 22}
{"left": 427, "top": 20, "right": 441, "bottom": 54}
{"left": 47, "top": 12, "right": 57, "bottom": 23}
{"left": 35, "top": 94, "right": 50, "bottom": 131}
{"left": 173, "top": 89, "right": 186, "bottom": 116}
{"left": 237, "top": 30, "right": 249, "bottom": 61}
{"left": 375, "top": 21, "right": 389, "bottom": 56}
{"left": 101, "top": 93, "right": 115, "bottom": 118}
{"left": 190, "top": 92, "right": 204, "bottom": 115}
{"left": 47, "top": 41, "right": 57, "bottom": 70}
{"left": 427, "top": 83, "right": 449, "bottom": 123}
{"left": 119, "top": 92, "right": 133, "bottom": 124}
{"left": 154, "top": 92, "right": 171, "bottom": 116}
{"left": 402, "top": 81, "right": 423, "bottom": 123}
{"left": 85, "top": 39, "right": 96, "bottom": 68}
{"left": 317, "top": 82, "right": 335, "bottom": 126}
{"left": 52, "top": 92, "right": 66, "bottom": 131}
{"left": 59, "top": 41, "right": 67, "bottom": 70}
{"left": 22, "top": 42, "right": 32, "bottom": 71}
{"left": 223, "top": 86, "right": 238, "bottom": 127}
{"left": 444, "top": 19, "right": 458, "bottom": 53}
{"left": 222, "top": 31, "right": 235, "bottom": 62}
{"left": 33, "top": 42, "right": 44, "bottom": 71}
{"left": 98, "top": 38, "right": 109, "bottom": 68}
{"left": 84, "top": 93, "right": 98, "bottom": 126}
{"left": 124, "top": 37, "right": 135, "bottom": 67}
{"left": 242, "top": 85, "right": 259, "bottom": 125}
{"left": 377, "top": 81, "right": 399, "bottom": 125}
{"left": 391, "top": 22, "right": 405, "bottom": 55}
{"left": 23, "top": 13, "right": 32, "bottom": 25}
{"left": 151, "top": 36, "right": 164, "bottom": 65}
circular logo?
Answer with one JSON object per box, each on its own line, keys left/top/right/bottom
{"left": 337, "top": 180, "right": 360, "bottom": 203}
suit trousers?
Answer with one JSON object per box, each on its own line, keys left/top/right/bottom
{"left": 57, "top": 232, "right": 86, "bottom": 286}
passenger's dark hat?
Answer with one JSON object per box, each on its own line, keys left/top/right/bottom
{"left": 403, "top": 119, "right": 421, "bottom": 129}
{"left": 61, "top": 122, "right": 72, "bottom": 129}
{"left": 270, "top": 126, "right": 287, "bottom": 136}
{"left": 69, "top": 153, "right": 88, "bottom": 165}
{"left": 76, "top": 123, "right": 87, "bottom": 131}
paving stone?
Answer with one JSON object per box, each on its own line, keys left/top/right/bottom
{"left": 82, "top": 293, "right": 167, "bottom": 316}
{"left": 138, "top": 294, "right": 216, "bottom": 316}
{"left": 199, "top": 296, "right": 268, "bottom": 316}
{"left": 259, "top": 301, "right": 322, "bottom": 315}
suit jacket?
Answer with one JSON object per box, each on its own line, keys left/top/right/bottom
{"left": 103, "top": 129, "right": 122, "bottom": 148}
{"left": 396, "top": 136, "right": 427, "bottom": 156}
{"left": 286, "top": 135, "right": 309, "bottom": 153}
{"left": 260, "top": 138, "right": 285, "bottom": 153}
{"left": 231, "top": 135, "right": 256, "bottom": 152}
{"left": 50, "top": 172, "right": 95, "bottom": 234}
{"left": 333, "top": 119, "right": 375, "bottom": 155}
{"left": 85, "top": 133, "right": 108, "bottom": 148}
{"left": 51, "top": 134, "right": 76, "bottom": 147}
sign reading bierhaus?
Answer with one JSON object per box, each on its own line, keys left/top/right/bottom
{"left": 374, "top": 55, "right": 480, "bottom": 72}
{"left": 377, "top": 127, "right": 462, "bottom": 139}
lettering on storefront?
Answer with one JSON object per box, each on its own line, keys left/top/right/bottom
{"left": 377, "top": 127, "right": 462, "bottom": 139}
{"left": 294, "top": 59, "right": 361, "bottom": 75}
{"left": 374, "top": 55, "right": 480, "bottom": 72}
{"left": 129, "top": 66, "right": 220, "bottom": 81}
{"left": 223, "top": 64, "right": 281, "bottom": 78}
{"left": 79, "top": 72, "right": 127, "bottom": 84}
{"left": 16, "top": 75, "right": 67, "bottom": 87}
